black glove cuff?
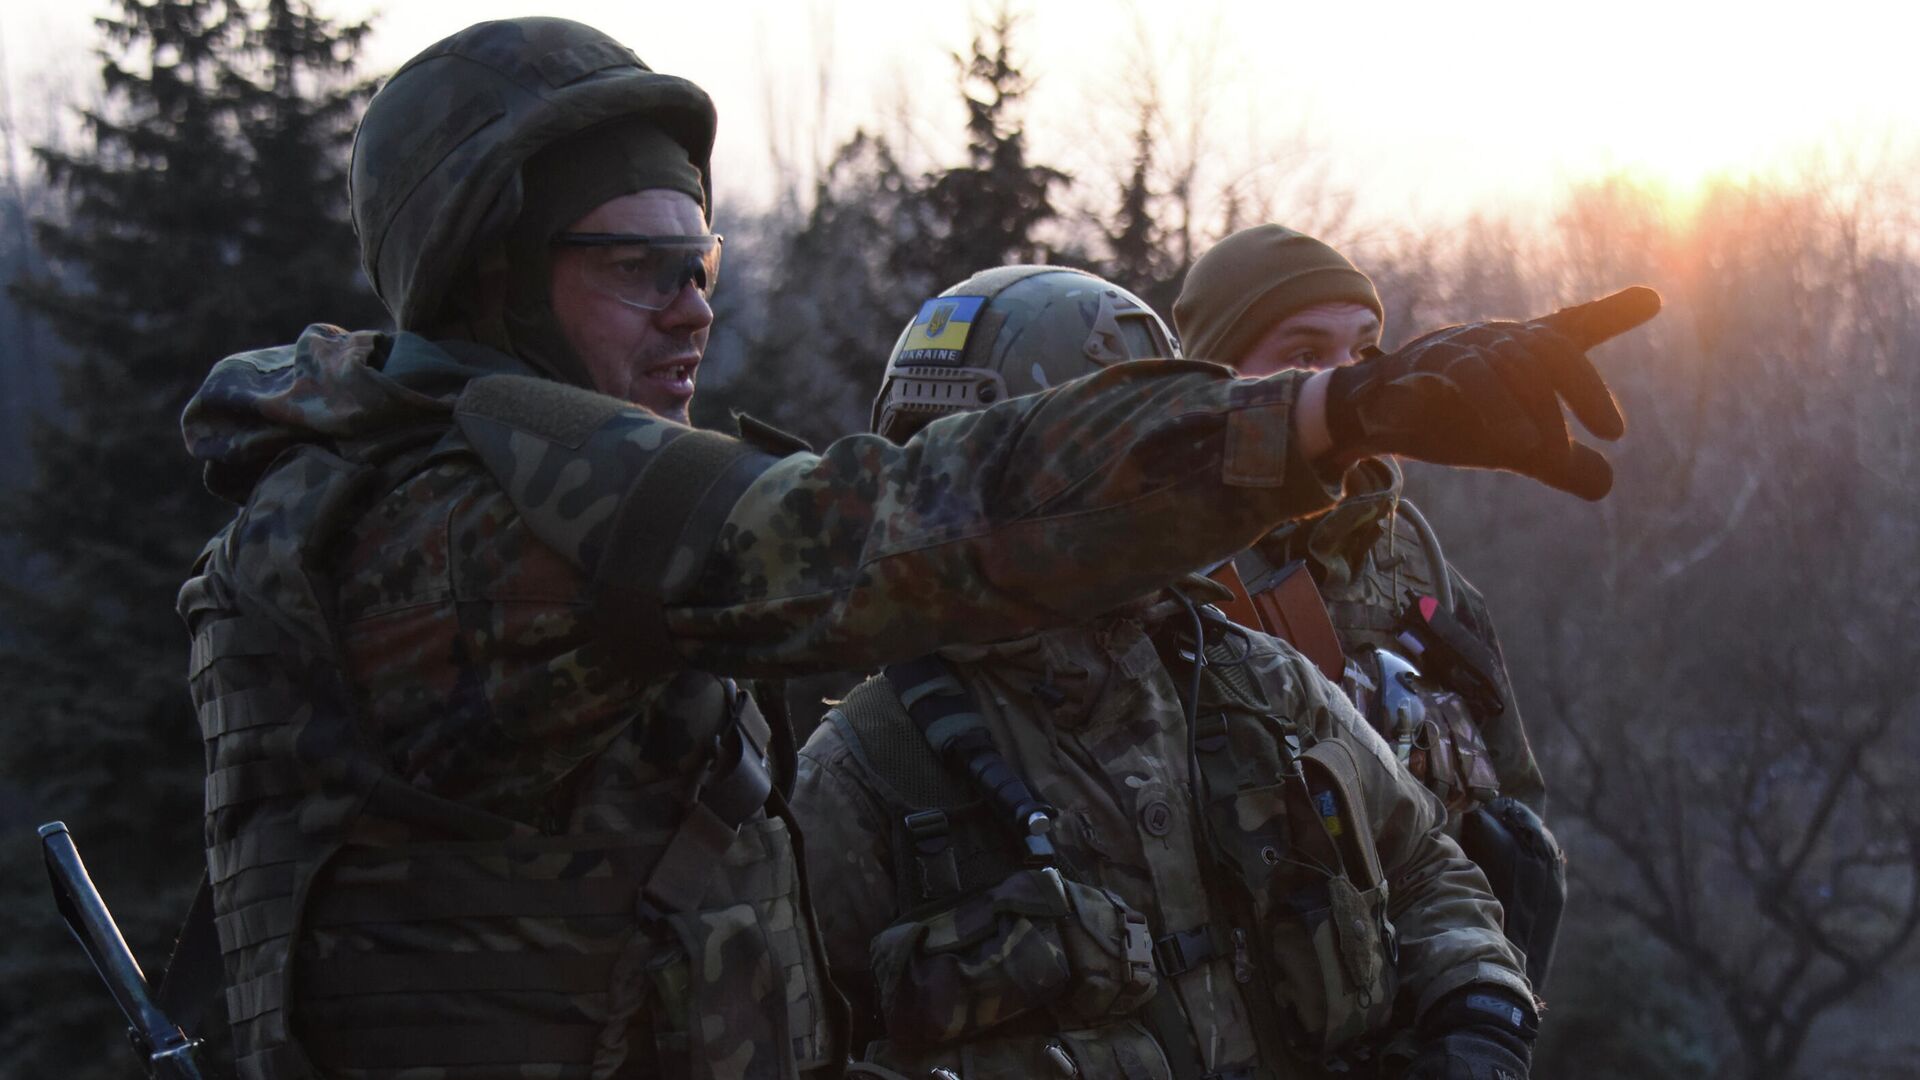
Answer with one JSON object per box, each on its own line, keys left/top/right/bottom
{"left": 1413, "top": 1029, "right": 1531, "bottom": 1080}
{"left": 1421, "top": 985, "right": 1540, "bottom": 1045}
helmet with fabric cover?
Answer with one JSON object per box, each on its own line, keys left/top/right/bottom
{"left": 350, "top": 17, "right": 717, "bottom": 330}
{"left": 872, "top": 266, "right": 1180, "bottom": 441}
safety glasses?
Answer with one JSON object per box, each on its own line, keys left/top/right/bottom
{"left": 550, "top": 232, "right": 724, "bottom": 311}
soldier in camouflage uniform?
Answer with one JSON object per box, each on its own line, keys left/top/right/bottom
{"left": 791, "top": 267, "right": 1643, "bottom": 1080}
{"left": 1175, "top": 225, "right": 1568, "bottom": 987}
{"left": 174, "top": 16, "right": 1653, "bottom": 1080}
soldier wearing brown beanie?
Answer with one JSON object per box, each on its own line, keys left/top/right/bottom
{"left": 1175, "top": 224, "right": 1385, "bottom": 373}
{"left": 1176, "top": 225, "right": 1570, "bottom": 1001}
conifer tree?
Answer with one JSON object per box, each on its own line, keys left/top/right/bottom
{"left": 0, "top": 1, "right": 378, "bottom": 1072}
{"left": 1100, "top": 102, "right": 1184, "bottom": 319}
{"left": 700, "top": 8, "right": 1072, "bottom": 448}
{"left": 697, "top": 132, "right": 932, "bottom": 447}
{"left": 911, "top": 6, "right": 1071, "bottom": 285}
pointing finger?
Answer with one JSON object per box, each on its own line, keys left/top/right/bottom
{"left": 1533, "top": 286, "right": 1662, "bottom": 351}
{"left": 1533, "top": 441, "right": 1615, "bottom": 501}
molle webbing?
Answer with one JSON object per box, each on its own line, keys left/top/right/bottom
{"left": 193, "top": 603, "right": 783, "bottom": 1079}
{"left": 831, "top": 680, "right": 975, "bottom": 811}
{"left": 181, "top": 425, "right": 793, "bottom": 1080}
{"left": 826, "top": 682, "right": 1019, "bottom": 909}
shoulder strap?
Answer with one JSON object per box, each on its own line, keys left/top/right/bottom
{"left": 882, "top": 656, "right": 1058, "bottom": 867}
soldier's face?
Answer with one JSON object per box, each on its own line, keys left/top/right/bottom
{"left": 548, "top": 189, "right": 713, "bottom": 422}
{"left": 1234, "top": 302, "right": 1381, "bottom": 377}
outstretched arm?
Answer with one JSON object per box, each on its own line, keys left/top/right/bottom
{"left": 457, "top": 360, "right": 1341, "bottom": 675}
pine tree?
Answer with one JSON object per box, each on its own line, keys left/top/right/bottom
{"left": 0, "top": 1, "right": 379, "bottom": 1073}
{"left": 696, "top": 131, "right": 935, "bottom": 446}
{"left": 697, "top": 8, "right": 1089, "bottom": 448}
{"left": 1100, "top": 101, "right": 1185, "bottom": 320}
{"left": 910, "top": 6, "right": 1071, "bottom": 285}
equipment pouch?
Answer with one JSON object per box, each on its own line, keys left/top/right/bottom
{"left": 1252, "top": 742, "right": 1398, "bottom": 1057}
{"left": 1053, "top": 877, "right": 1159, "bottom": 1024}
{"left": 1408, "top": 693, "right": 1501, "bottom": 815}
{"left": 641, "top": 814, "right": 831, "bottom": 1080}
{"left": 869, "top": 868, "right": 1158, "bottom": 1050}
{"left": 869, "top": 1019, "right": 1174, "bottom": 1080}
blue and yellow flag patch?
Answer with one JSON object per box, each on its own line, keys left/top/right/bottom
{"left": 896, "top": 296, "right": 986, "bottom": 364}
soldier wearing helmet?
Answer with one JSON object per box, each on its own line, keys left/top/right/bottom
{"left": 1176, "top": 226, "right": 1569, "bottom": 995}
{"left": 793, "top": 267, "right": 1541, "bottom": 1080}
{"left": 174, "top": 15, "right": 1650, "bottom": 1078}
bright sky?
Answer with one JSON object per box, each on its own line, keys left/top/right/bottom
{"left": 3, "top": 0, "right": 1916, "bottom": 227}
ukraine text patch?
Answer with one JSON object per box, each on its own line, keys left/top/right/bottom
{"left": 896, "top": 296, "right": 986, "bottom": 364}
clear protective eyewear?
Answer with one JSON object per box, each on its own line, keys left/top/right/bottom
{"left": 550, "top": 232, "right": 724, "bottom": 311}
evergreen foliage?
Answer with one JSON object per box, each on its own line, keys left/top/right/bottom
{"left": 0, "top": 5, "right": 1910, "bottom": 1077}
{"left": 1098, "top": 102, "right": 1185, "bottom": 320}
{"left": 696, "top": 132, "right": 932, "bottom": 446}
{"left": 0, "top": 1, "right": 379, "bottom": 1073}
{"left": 911, "top": 6, "right": 1070, "bottom": 284}
{"left": 696, "top": 7, "right": 1072, "bottom": 447}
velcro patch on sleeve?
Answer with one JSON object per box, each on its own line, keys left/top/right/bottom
{"left": 1223, "top": 398, "right": 1296, "bottom": 487}
{"left": 455, "top": 374, "right": 625, "bottom": 450}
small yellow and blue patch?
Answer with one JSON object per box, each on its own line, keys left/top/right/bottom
{"left": 896, "top": 296, "right": 986, "bottom": 364}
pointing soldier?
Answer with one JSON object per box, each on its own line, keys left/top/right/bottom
{"left": 176, "top": 16, "right": 1652, "bottom": 1079}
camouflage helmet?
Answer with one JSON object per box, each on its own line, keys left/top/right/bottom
{"left": 872, "top": 266, "right": 1179, "bottom": 441}
{"left": 350, "top": 17, "right": 717, "bottom": 329}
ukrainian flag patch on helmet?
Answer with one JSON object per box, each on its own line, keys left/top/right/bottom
{"left": 898, "top": 296, "right": 986, "bottom": 364}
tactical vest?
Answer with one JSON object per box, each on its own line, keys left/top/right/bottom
{"left": 824, "top": 623, "right": 1400, "bottom": 1080}
{"left": 179, "top": 423, "right": 836, "bottom": 1079}
{"left": 1249, "top": 463, "right": 1562, "bottom": 988}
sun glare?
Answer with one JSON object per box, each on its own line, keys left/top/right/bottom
{"left": 4, "top": 0, "right": 1915, "bottom": 223}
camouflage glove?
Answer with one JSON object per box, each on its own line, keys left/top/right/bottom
{"left": 1402, "top": 987, "right": 1537, "bottom": 1080}
{"left": 1324, "top": 287, "right": 1660, "bottom": 500}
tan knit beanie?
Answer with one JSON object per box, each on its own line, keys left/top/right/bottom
{"left": 1173, "top": 225, "right": 1382, "bottom": 366}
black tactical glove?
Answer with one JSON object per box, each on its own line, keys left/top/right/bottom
{"left": 1403, "top": 986, "right": 1538, "bottom": 1080}
{"left": 1324, "top": 286, "right": 1660, "bottom": 500}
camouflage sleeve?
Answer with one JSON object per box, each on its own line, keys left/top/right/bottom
{"left": 671, "top": 360, "right": 1341, "bottom": 673}
{"left": 1295, "top": 655, "right": 1533, "bottom": 1018}
{"left": 792, "top": 716, "right": 900, "bottom": 1041}
{"left": 453, "top": 361, "right": 1337, "bottom": 675}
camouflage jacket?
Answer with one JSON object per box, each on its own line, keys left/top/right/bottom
{"left": 1247, "top": 457, "right": 1544, "bottom": 811}
{"left": 792, "top": 606, "right": 1528, "bottom": 1080}
{"left": 177, "top": 327, "right": 1348, "bottom": 1079}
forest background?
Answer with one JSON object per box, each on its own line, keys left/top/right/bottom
{"left": 0, "top": 2, "right": 1916, "bottom": 1078}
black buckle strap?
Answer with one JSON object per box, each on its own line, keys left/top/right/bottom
{"left": 698, "top": 718, "right": 773, "bottom": 824}
{"left": 641, "top": 679, "right": 774, "bottom": 914}
{"left": 1153, "top": 924, "right": 1224, "bottom": 977}
{"left": 885, "top": 656, "right": 1060, "bottom": 867}
{"left": 903, "top": 809, "right": 961, "bottom": 900}
{"left": 1194, "top": 714, "right": 1230, "bottom": 754}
